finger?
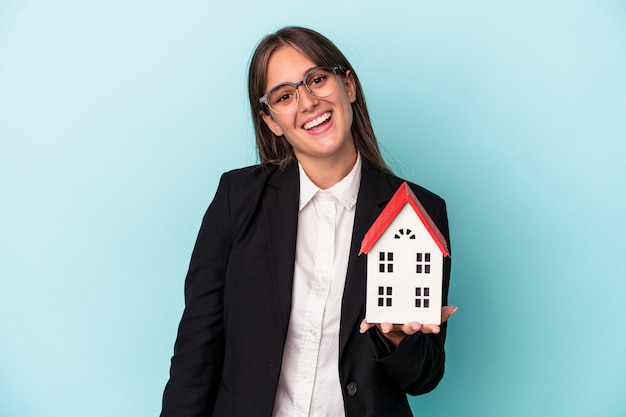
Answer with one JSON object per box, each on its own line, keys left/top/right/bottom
{"left": 401, "top": 322, "right": 422, "bottom": 335}
{"left": 359, "top": 319, "right": 377, "bottom": 333}
{"left": 441, "top": 306, "right": 458, "bottom": 323}
{"left": 420, "top": 323, "right": 441, "bottom": 334}
{"left": 380, "top": 322, "right": 394, "bottom": 334}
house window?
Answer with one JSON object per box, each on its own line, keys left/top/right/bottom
{"left": 394, "top": 228, "right": 416, "bottom": 240}
{"left": 378, "top": 286, "right": 393, "bottom": 307}
{"left": 416, "top": 252, "right": 431, "bottom": 274}
{"left": 415, "top": 287, "right": 430, "bottom": 308}
{"left": 378, "top": 252, "right": 394, "bottom": 273}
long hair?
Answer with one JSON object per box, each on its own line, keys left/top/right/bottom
{"left": 247, "top": 26, "right": 392, "bottom": 174}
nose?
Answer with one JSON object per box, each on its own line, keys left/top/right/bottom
{"left": 297, "top": 84, "right": 318, "bottom": 111}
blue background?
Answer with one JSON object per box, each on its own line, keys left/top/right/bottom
{"left": 1, "top": 1, "right": 625, "bottom": 416}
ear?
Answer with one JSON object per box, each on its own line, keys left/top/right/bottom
{"left": 260, "top": 110, "right": 284, "bottom": 137}
{"left": 343, "top": 70, "right": 357, "bottom": 103}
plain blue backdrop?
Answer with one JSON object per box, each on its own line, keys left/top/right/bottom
{"left": 1, "top": 1, "right": 625, "bottom": 416}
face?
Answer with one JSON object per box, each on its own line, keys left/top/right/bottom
{"left": 261, "top": 46, "right": 357, "bottom": 168}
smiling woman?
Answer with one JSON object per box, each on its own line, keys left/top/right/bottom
{"left": 260, "top": 45, "right": 358, "bottom": 188}
{"left": 248, "top": 27, "right": 391, "bottom": 177}
{"left": 160, "top": 26, "right": 455, "bottom": 417}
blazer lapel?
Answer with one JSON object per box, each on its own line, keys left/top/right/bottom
{"left": 340, "top": 166, "right": 395, "bottom": 354}
{"left": 263, "top": 163, "right": 300, "bottom": 340}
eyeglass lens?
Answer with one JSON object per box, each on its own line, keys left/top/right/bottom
{"left": 267, "top": 67, "right": 338, "bottom": 113}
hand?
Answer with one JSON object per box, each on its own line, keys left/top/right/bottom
{"left": 359, "top": 306, "right": 458, "bottom": 348}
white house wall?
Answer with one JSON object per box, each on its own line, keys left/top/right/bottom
{"left": 365, "top": 205, "right": 443, "bottom": 324}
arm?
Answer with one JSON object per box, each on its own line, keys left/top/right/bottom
{"left": 161, "top": 173, "right": 232, "bottom": 417}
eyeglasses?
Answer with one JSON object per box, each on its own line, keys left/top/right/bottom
{"left": 259, "top": 65, "right": 344, "bottom": 114}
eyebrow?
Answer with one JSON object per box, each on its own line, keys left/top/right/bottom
{"left": 266, "top": 66, "right": 321, "bottom": 91}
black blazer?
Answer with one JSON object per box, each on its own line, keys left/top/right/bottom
{"left": 161, "top": 162, "right": 451, "bottom": 417}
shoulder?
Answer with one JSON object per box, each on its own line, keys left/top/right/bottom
{"left": 222, "top": 163, "right": 279, "bottom": 184}
{"left": 361, "top": 164, "right": 449, "bottom": 238}
{"left": 362, "top": 164, "right": 446, "bottom": 207}
{"left": 199, "top": 164, "right": 281, "bottom": 236}
{"left": 218, "top": 162, "right": 296, "bottom": 197}
{"left": 209, "top": 162, "right": 297, "bottom": 224}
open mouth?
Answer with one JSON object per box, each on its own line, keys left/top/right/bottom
{"left": 303, "top": 112, "right": 332, "bottom": 130}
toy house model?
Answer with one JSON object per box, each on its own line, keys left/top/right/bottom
{"left": 359, "top": 182, "right": 450, "bottom": 325}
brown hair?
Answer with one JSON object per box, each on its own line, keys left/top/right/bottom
{"left": 247, "top": 26, "right": 392, "bottom": 174}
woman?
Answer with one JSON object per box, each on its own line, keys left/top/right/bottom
{"left": 161, "top": 26, "right": 455, "bottom": 417}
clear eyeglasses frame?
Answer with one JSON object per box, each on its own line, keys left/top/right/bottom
{"left": 259, "top": 65, "right": 344, "bottom": 114}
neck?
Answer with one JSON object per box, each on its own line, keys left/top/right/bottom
{"left": 297, "top": 148, "right": 358, "bottom": 190}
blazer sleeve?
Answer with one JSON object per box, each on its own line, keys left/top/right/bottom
{"left": 161, "top": 173, "right": 233, "bottom": 417}
{"left": 366, "top": 197, "right": 452, "bottom": 396}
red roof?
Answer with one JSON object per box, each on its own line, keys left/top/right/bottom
{"left": 359, "top": 182, "right": 450, "bottom": 257}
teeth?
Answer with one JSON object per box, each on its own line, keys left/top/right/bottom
{"left": 303, "top": 112, "right": 331, "bottom": 130}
